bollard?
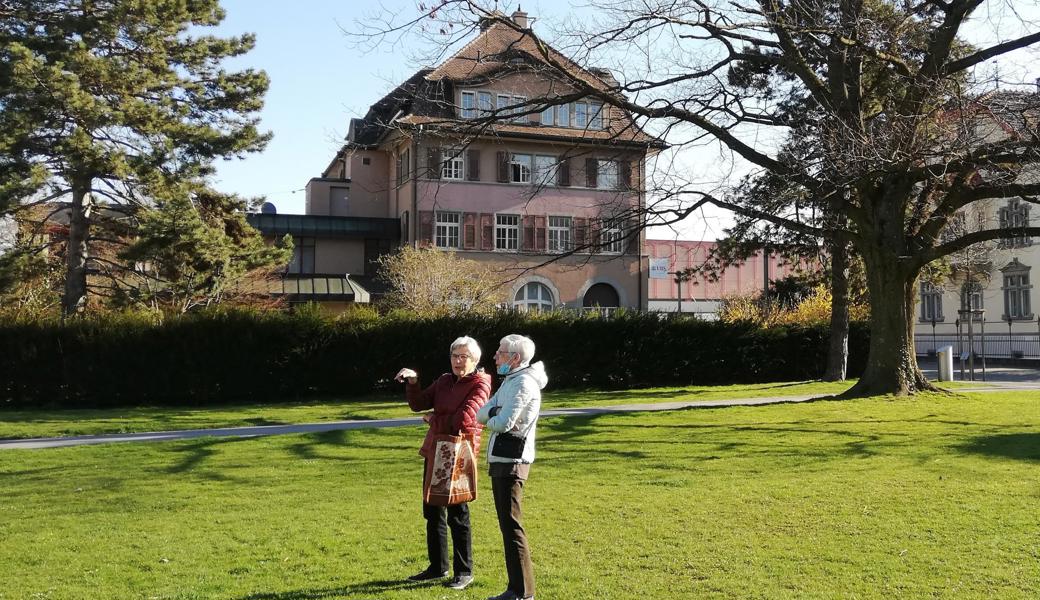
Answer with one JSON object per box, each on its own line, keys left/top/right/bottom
{"left": 937, "top": 345, "right": 954, "bottom": 382}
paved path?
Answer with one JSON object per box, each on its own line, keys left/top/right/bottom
{"left": 4, "top": 382, "right": 1038, "bottom": 450}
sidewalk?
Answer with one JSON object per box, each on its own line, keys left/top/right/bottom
{"left": 4, "top": 376, "right": 1039, "bottom": 450}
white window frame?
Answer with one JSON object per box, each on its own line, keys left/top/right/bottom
{"left": 510, "top": 153, "right": 532, "bottom": 184}
{"left": 548, "top": 216, "right": 572, "bottom": 253}
{"left": 512, "top": 95, "right": 528, "bottom": 123}
{"left": 600, "top": 219, "right": 623, "bottom": 254}
{"left": 999, "top": 197, "right": 1032, "bottom": 249}
{"left": 540, "top": 104, "right": 554, "bottom": 125}
{"left": 919, "top": 281, "right": 943, "bottom": 322}
{"left": 960, "top": 280, "right": 984, "bottom": 319}
{"left": 478, "top": 91, "right": 493, "bottom": 116}
{"left": 574, "top": 102, "right": 588, "bottom": 128}
{"left": 441, "top": 148, "right": 464, "bottom": 180}
{"left": 460, "top": 91, "right": 476, "bottom": 119}
{"left": 597, "top": 160, "right": 619, "bottom": 190}
{"left": 1003, "top": 271, "right": 1033, "bottom": 319}
{"left": 435, "top": 211, "right": 461, "bottom": 249}
{"left": 513, "top": 281, "right": 555, "bottom": 312}
{"left": 589, "top": 103, "right": 604, "bottom": 129}
{"left": 533, "top": 155, "right": 557, "bottom": 187}
{"left": 495, "top": 214, "right": 520, "bottom": 251}
{"left": 497, "top": 94, "right": 512, "bottom": 117}
{"left": 557, "top": 103, "right": 570, "bottom": 127}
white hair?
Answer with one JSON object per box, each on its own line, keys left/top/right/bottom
{"left": 450, "top": 336, "right": 482, "bottom": 362}
{"left": 499, "top": 334, "right": 535, "bottom": 365}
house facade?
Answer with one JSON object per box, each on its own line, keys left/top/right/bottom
{"left": 914, "top": 91, "right": 1040, "bottom": 362}
{"left": 295, "top": 10, "right": 665, "bottom": 312}
{"left": 646, "top": 239, "right": 802, "bottom": 317}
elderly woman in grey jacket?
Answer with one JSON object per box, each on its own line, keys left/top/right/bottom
{"left": 476, "top": 334, "right": 547, "bottom": 600}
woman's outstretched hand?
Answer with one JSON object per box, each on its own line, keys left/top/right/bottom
{"left": 394, "top": 368, "right": 418, "bottom": 384}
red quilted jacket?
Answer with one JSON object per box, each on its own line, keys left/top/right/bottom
{"left": 406, "top": 370, "right": 491, "bottom": 458}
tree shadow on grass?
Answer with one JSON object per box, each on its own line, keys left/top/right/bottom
{"left": 162, "top": 436, "right": 258, "bottom": 482}
{"left": 236, "top": 578, "right": 427, "bottom": 599}
{"left": 283, "top": 429, "right": 413, "bottom": 465}
{"left": 956, "top": 432, "right": 1040, "bottom": 461}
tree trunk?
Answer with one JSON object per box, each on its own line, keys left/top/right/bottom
{"left": 844, "top": 253, "right": 934, "bottom": 396}
{"left": 62, "top": 186, "right": 91, "bottom": 317}
{"left": 823, "top": 239, "right": 850, "bottom": 381}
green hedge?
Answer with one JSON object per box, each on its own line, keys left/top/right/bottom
{"left": 0, "top": 309, "right": 869, "bottom": 409}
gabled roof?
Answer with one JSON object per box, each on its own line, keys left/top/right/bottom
{"left": 345, "top": 15, "right": 665, "bottom": 150}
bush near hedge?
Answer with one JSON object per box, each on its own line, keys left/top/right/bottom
{"left": 0, "top": 308, "right": 869, "bottom": 409}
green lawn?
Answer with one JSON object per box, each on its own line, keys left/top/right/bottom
{"left": 0, "top": 379, "right": 985, "bottom": 440}
{"left": 1, "top": 390, "right": 1037, "bottom": 599}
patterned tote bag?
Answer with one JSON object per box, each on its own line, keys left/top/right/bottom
{"left": 423, "top": 433, "right": 478, "bottom": 506}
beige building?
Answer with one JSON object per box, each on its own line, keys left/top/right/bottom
{"left": 263, "top": 10, "right": 666, "bottom": 311}
{"left": 915, "top": 91, "right": 1040, "bottom": 362}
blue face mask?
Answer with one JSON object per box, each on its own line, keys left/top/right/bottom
{"left": 497, "top": 363, "right": 512, "bottom": 376}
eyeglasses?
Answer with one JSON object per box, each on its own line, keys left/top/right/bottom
{"left": 494, "top": 350, "right": 515, "bottom": 357}
{"left": 451, "top": 353, "right": 473, "bottom": 361}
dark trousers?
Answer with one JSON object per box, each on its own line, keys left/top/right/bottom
{"left": 422, "top": 458, "right": 472, "bottom": 576}
{"left": 491, "top": 466, "right": 535, "bottom": 597}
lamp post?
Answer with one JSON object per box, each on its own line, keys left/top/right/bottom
{"left": 671, "top": 269, "right": 694, "bottom": 316}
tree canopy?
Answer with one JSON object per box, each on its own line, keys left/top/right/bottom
{"left": 0, "top": 0, "right": 276, "bottom": 315}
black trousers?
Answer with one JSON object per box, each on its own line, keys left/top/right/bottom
{"left": 491, "top": 464, "right": 535, "bottom": 597}
{"left": 422, "top": 462, "right": 473, "bottom": 576}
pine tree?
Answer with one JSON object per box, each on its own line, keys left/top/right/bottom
{"left": 1, "top": 0, "right": 272, "bottom": 315}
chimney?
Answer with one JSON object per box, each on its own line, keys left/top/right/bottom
{"left": 512, "top": 8, "right": 529, "bottom": 28}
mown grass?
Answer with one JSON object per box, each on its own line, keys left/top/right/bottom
{"left": 0, "top": 379, "right": 985, "bottom": 440}
{"left": 1, "top": 390, "right": 1037, "bottom": 599}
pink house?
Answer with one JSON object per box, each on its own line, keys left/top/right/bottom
{"left": 646, "top": 239, "right": 802, "bottom": 316}
{"left": 295, "top": 10, "right": 667, "bottom": 311}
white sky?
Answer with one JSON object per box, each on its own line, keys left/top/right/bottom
{"left": 210, "top": 0, "right": 1040, "bottom": 241}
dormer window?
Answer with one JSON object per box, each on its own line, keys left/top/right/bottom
{"left": 589, "top": 103, "right": 604, "bottom": 129}
{"left": 575, "top": 102, "right": 588, "bottom": 128}
{"left": 460, "top": 91, "right": 476, "bottom": 119}
{"left": 478, "top": 91, "right": 493, "bottom": 115}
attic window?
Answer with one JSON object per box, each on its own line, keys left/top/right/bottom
{"left": 460, "top": 91, "right": 476, "bottom": 119}
{"left": 362, "top": 157, "right": 371, "bottom": 165}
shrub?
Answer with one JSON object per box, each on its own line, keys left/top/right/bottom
{"left": 0, "top": 309, "right": 869, "bottom": 409}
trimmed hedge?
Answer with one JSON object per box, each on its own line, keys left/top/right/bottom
{"left": 0, "top": 309, "right": 869, "bottom": 409}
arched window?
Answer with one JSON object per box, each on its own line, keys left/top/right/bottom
{"left": 919, "top": 281, "right": 943, "bottom": 322}
{"left": 960, "top": 280, "right": 984, "bottom": 320}
{"left": 514, "top": 282, "right": 554, "bottom": 312}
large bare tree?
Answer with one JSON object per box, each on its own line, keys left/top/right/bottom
{"left": 357, "top": 0, "right": 1040, "bottom": 395}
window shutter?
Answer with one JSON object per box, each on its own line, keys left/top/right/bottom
{"left": 395, "top": 154, "right": 403, "bottom": 186}
{"left": 558, "top": 156, "right": 571, "bottom": 186}
{"left": 589, "top": 218, "right": 602, "bottom": 253}
{"left": 497, "top": 151, "right": 510, "bottom": 183}
{"left": 427, "top": 147, "right": 441, "bottom": 179}
{"left": 586, "top": 158, "right": 598, "bottom": 188}
{"left": 522, "top": 215, "right": 536, "bottom": 251}
{"left": 534, "top": 215, "right": 547, "bottom": 251}
{"left": 463, "top": 212, "right": 477, "bottom": 249}
{"left": 620, "top": 161, "right": 633, "bottom": 190}
{"left": 573, "top": 217, "right": 588, "bottom": 251}
{"left": 480, "top": 213, "right": 494, "bottom": 250}
{"left": 419, "top": 210, "right": 434, "bottom": 245}
{"left": 624, "top": 218, "right": 639, "bottom": 254}
{"left": 467, "top": 149, "right": 480, "bottom": 181}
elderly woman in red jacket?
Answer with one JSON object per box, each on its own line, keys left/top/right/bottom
{"left": 395, "top": 335, "right": 491, "bottom": 591}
